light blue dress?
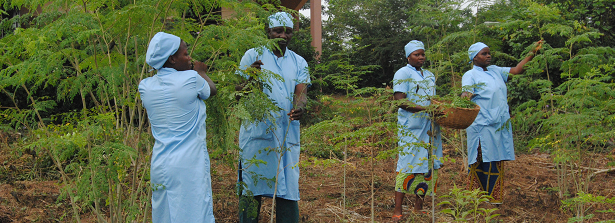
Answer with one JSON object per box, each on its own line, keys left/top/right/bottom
{"left": 393, "top": 65, "right": 443, "bottom": 174}
{"left": 238, "top": 47, "right": 310, "bottom": 201}
{"left": 139, "top": 68, "right": 214, "bottom": 223}
{"left": 462, "top": 65, "right": 515, "bottom": 165}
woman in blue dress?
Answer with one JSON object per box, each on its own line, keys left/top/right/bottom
{"left": 392, "top": 40, "right": 443, "bottom": 221}
{"left": 461, "top": 41, "right": 542, "bottom": 204}
{"left": 139, "top": 32, "right": 217, "bottom": 222}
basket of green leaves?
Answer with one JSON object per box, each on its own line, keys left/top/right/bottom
{"left": 431, "top": 96, "right": 480, "bottom": 129}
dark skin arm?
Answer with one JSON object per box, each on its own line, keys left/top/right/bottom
{"left": 194, "top": 61, "right": 217, "bottom": 97}
{"left": 394, "top": 92, "right": 426, "bottom": 113}
{"left": 508, "top": 40, "right": 544, "bottom": 76}
{"left": 288, "top": 83, "right": 308, "bottom": 120}
{"left": 463, "top": 40, "right": 544, "bottom": 98}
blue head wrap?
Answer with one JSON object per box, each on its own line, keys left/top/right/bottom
{"left": 404, "top": 40, "right": 425, "bottom": 58}
{"left": 146, "top": 32, "right": 181, "bottom": 70}
{"left": 468, "top": 42, "right": 489, "bottom": 63}
{"left": 268, "top": 12, "right": 293, "bottom": 28}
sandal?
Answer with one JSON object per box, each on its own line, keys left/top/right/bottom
{"left": 391, "top": 214, "right": 403, "bottom": 222}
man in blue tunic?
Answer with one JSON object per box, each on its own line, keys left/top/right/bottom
{"left": 461, "top": 41, "right": 542, "bottom": 204}
{"left": 237, "top": 12, "right": 310, "bottom": 223}
{"left": 139, "top": 32, "right": 217, "bottom": 223}
{"left": 391, "top": 40, "right": 442, "bottom": 221}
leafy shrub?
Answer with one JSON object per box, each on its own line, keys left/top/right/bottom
{"left": 438, "top": 185, "right": 500, "bottom": 222}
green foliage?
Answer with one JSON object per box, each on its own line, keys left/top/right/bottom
{"left": 438, "top": 185, "right": 500, "bottom": 222}
{"left": 25, "top": 113, "right": 150, "bottom": 222}
{"left": 521, "top": 65, "right": 615, "bottom": 153}
{"left": 303, "top": 88, "right": 398, "bottom": 159}
{"left": 562, "top": 192, "right": 615, "bottom": 223}
{"left": 319, "top": 41, "right": 380, "bottom": 94}
{"left": 0, "top": 0, "right": 310, "bottom": 221}
{"left": 432, "top": 94, "right": 477, "bottom": 109}
{"left": 323, "top": 0, "right": 423, "bottom": 89}
{"left": 535, "top": 0, "right": 615, "bottom": 46}
{"left": 1, "top": 0, "right": 614, "bottom": 221}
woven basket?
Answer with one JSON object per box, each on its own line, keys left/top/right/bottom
{"left": 431, "top": 99, "right": 480, "bottom": 129}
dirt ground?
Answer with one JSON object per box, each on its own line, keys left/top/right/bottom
{"left": 1, "top": 143, "right": 614, "bottom": 222}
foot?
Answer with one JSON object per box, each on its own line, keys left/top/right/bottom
{"left": 391, "top": 214, "right": 403, "bottom": 222}
{"left": 414, "top": 209, "right": 429, "bottom": 215}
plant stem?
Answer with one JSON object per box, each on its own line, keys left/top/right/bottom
{"left": 343, "top": 135, "right": 347, "bottom": 221}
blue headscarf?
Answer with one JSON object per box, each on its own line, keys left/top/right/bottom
{"left": 268, "top": 12, "right": 293, "bottom": 28}
{"left": 468, "top": 42, "right": 489, "bottom": 63}
{"left": 146, "top": 32, "right": 181, "bottom": 70}
{"left": 404, "top": 40, "right": 425, "bottom": 58}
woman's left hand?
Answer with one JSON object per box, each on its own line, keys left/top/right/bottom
{"left": 532, "top": 40, "right": 544, "bottom": 54}
{"left": 288, "top": 108, "right": 305, "bottom": 121}
{"left": 193, "top": 61, "right": 208, "bottom": 73}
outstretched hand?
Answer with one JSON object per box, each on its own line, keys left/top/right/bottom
{"left": 532, "top": 40, "right": 544, "bottom": 54}
{"left": 288, "top": 108, "right": 305, "bottom": 121}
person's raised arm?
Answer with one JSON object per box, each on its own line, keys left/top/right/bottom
{"left": 288, "top": 83, "right": 307, "bottom": 121}
{"left": 509, "top": 40, "right": 544, "bottom": 75}
{"left": 194, "top": 61, "right": 217, "bottom": 97}
{"left": 394, "top": 92, "right": 426, "bottom": 113}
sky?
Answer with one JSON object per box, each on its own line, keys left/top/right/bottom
{"left": 298, "top": 1, "right": 330, "bottom": 21}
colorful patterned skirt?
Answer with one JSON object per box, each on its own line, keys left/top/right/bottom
{"left": 468, "top": 144, "right": 504, "bottom": 204}
{"left": 395, "top": 169, "right": 438, "bottom": 196}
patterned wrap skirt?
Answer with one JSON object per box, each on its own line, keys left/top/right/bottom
{"left": 468, "top": 144, "right": 504, "bottom": 204}
{"left": 395, "top": 169, "right": 438, "bottom": 196}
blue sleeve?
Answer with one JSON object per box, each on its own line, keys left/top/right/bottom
{"left": 461, "top": 71, "right": 475, "bottom": 93}
{"left": 138, "top": 79, "right": 147, "bottom": 99}
{"left": 194, "top": 71, "right": 211, "bottom": 100}
{"left": 238, "top": 49, "right": 259, "bottom": 79}
{"left": 296, "top": 57, "right": 311, "bottom": 85}
{"left": 489, "top": 65, "right": 511, "bottom": 83}
{"left": 500, "top": 67, "right": 511, "bottom": 83}
{"left": 393, "top": 68, "right": 411, "bottom": 94}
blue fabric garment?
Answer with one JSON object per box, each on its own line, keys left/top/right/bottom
{"left": 139, "top": 68, "right": 214, "bottom": 223}
{"left": 404, "top": 40, "right": 425, "bottom": 58}
{"left": 393, "top": 65, "right": 443, "bottom": 174}
{"left": 146, "top": 32, "right": 181, "bottom": 70}
{"left": 238, "top": 47, "right": 310, "bottom": 201}
{"left": 462, "top": 65, "right": 515, "bottom": 165}
{"left": 468, "top": 42, "right": 488, "bottom": 62}
{"left": 268, "top": 12, "right": 293, "bottom": 28}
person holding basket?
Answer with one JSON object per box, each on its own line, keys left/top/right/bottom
{"left": 391, "top": 40, "right": 443, "bottom": 221}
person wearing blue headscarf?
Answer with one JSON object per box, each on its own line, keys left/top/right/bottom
{"left": 391, "top": 40, "right": 443, "bottom": 220}
{"left": 139, "top": 32, "right": 217, "bottom": 222}
{"left": 237, "top": 12, "right": 310, "bottom": 223}
{"left": 461, "top": 40, "right": 543, "bottom": 204}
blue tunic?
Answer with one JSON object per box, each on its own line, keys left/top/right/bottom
{"left": 139, "top": 68, "right": 214, "bottom": 223}
{"left": 462, "top": 65, "right": 515, "bottom": 164}
{"left": 238, "top": 47, "right": 310, "bottom": 201}
{"left": 393, "top": 65, "right": 443, "bottom": 174}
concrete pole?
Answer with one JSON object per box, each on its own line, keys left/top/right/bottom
{"left": 310, "top": 0, "right": 322, "bottom": 59}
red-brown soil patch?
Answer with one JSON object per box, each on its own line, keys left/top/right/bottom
{"left": 1, "top": 145, "right": 614, "bottom": 222}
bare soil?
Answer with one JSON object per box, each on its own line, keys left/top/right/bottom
{"left": 1, "top": 138, "right": 614, "bottom": 222}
